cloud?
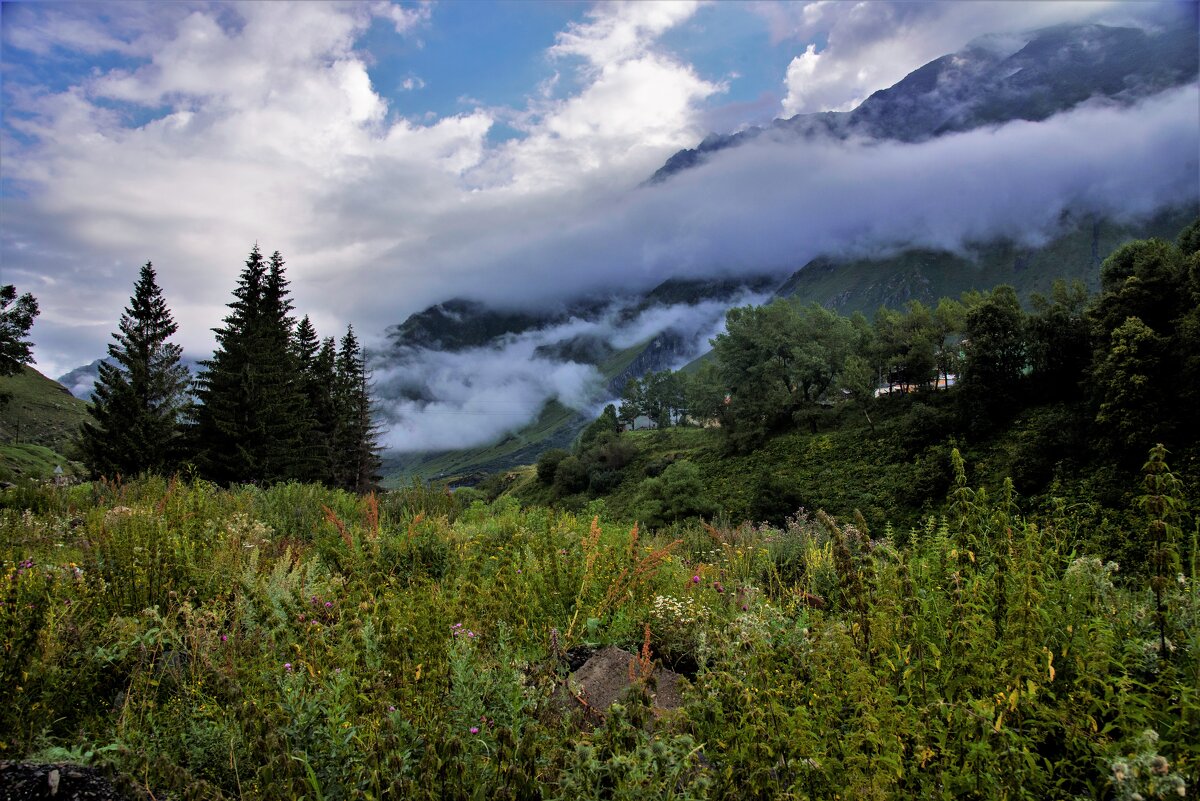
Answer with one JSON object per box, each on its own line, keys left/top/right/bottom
{"left": 374, "top": 291, "right": 769, "bottom": 452}
{"left": 550, "top": 1, "right": 703, "bottom": 67}
{"left": 429, "top": 86, "right": 1197, "bottom": 311}
{"left": 370, "top": 1, "right": 432, "bottom": 36}
{"left": 762, "top": 1, "right": 1128, "bottom": 115}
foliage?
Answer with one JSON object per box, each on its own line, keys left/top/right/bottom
{"left": 189, "top": 247, "right": 381, "bottom": 490}
{"left": 80, "top": 262, "right": 191, "bottom": 478}
{"left": 0, "top": 285, "right": 40, "bottom": 408}
{"left": 0, "top": 284, "right": 40, "bottom": 379}
{"left": 1, "top": 450, "right": 1195, "bottom": 798}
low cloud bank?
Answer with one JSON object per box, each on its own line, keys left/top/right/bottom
{"left": 373, "top": 290, "right": 768, "bottom": 452}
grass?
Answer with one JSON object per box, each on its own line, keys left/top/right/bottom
{"left": 0, "top": 366, "right": 90, "bottom": 481}
{"left": 1, "top": 466, "right": 1196, "bottom": 799}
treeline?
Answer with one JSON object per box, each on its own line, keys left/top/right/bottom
{"left": 618, "top": 219, "right": 1200, "bottom": 460}
{"left": 78, "top": 247, "right": 381, "bottom": 490}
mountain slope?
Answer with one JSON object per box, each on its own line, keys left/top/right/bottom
{"left": 650, "top": 14, "right": 1198, "bottom": 184}
{"left": 0, "top": 366, "right": 91, "bottom": 480}
{"left": 775, "top": 208, "right": 1196, "bottom": 315}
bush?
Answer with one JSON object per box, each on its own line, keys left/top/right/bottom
{"left": 537, "top": 449, "right": 570, "bottom": 484}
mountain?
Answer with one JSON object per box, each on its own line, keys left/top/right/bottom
{"left": 0, "top": 366, "right": 91, "bottom": 481}
{"left": 649, "top": 15, "right": 1199, "bottom": 183}
{"left": 58, "top": 355, "right": 204, "bottom": 401}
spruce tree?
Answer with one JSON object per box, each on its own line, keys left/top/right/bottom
{"left": 332, "top": 325, "right": 381, "bottom": 493}
{"left": 80, "top": 262, "right": 191, "bottom": 477}
{"left": 291, "top": 316, "right": 335, "bottom": 483}
{"left": 193, "top": 245, "right": 306, "bottom": 484}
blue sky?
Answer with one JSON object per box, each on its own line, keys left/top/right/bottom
{"left": 1, "top": 1, "right": 1194, "bottom": 443}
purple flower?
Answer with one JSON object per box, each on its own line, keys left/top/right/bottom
{"left": 324, "top": 601, "right": 333, "bottom": 609}
{"left": 470, "top": 726, "right": 480, "bottom": 734}
{"left": 284, "top": 662, "right": 293, "bottom": 671}
{"left": 221, "top": 634, "right": 228, "bottom": 642}
{"left": 388, "top": 705, "right": 396, "bottom": 712}
{"left": 692, "top": 575, "right": 700, "bottom": 584}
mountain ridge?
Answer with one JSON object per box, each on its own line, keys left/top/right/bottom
{"left": 649, "top": 15, "right": 1199, "bottom": 184}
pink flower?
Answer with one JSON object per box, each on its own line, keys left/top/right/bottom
{"left": 470, "top": 726, "right": 480, "bottom": 734}
{"left": 692, "top": 575, "right": 700, "bottom": 583}
{"left": 324, "top": 601, "right": 333, "bottom": 608}
{"left": 284, "top": 662, "right": 293, "bottom": 671}
{"left": 221, "top": 634, "right": 228, "bottom": 642}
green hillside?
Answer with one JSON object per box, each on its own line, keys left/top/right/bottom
{"left": 777, "top": 208, "right": 1194, "bottom": 314}
{"left": 0, "top": 366, "right": 91, "bottom": 481}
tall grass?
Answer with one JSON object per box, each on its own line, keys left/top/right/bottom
{"left": 0, "top": 453, "right": 1195, "bottom": 799}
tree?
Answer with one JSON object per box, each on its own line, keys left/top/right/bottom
{"left": 0, "top": 285, "right": 40, "bottom": 408}
{"left": 292, "top": 316, "right": 335, "bottom": 483}
{"left": 1027, "top": 280, "right": 1091, "bottom": 399}
{"left": 713, "top": 300, "right": 854, "bottom": 447}
{"left": 635, "top": 460, "right": 716, "bottom": 529}
{"left": 0, "top": 284, "right": 39, "bottom": 376}
{"left": 840, "top": 354, "right": 876, "bottom": 431}
{"left": 192, "top": 245, "right": 306, "bottom": 484}
{"left": 80, "top": 262, "right": 191, "bottom": 477}
{"left": 618, "top": 377, "right": 643, "bottom": 429}
{"left": 683, "top": 361, "right": 729, "bottom": 429}
{"left": 579, "top": 404, "right": 620, "bottom": 451}
{"left": 332, "top": 325, "right": 382, "bottom": 493}
{"left": 1093, "top": 316, "right": 1165, "bottom": 455}
{"left": 960, "top": 285, "right": 1026, "bottom": 428}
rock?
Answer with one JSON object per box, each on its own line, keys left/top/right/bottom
{"left": 565, "top": 646, "right": 685, "bottom": 721}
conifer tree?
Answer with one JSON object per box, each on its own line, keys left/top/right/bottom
{"left": 291, "top": 316, "right": 337, "bottom": 483}
{"left": 332, "top": 325, "right": 381, "bottom": 493}
{"left": 193, "top": 245, "right": 306, "bottom": 484}
{"left": 80, "top": 262, "right": 191, "bottom": 477}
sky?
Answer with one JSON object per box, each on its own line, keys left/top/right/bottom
{"left": 2, "top": 0, "right": 1197, "bottom": 451}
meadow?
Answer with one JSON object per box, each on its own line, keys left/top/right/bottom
{"left": 1, "top": 451, "right": 1196, "bottom": 800}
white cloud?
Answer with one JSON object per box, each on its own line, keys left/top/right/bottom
{"left": 370, "top": 1, "right": 432, "bottom": 35}
{"left": 550, "top": 1, "right": 702, "bottom": 67}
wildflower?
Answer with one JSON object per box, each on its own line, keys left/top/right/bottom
{"left": 692, "top": 575, "right": 700, "bottom": 584}
{"left": 470, "top": 726, "right": 480, "bottom": 734}
{"left": 325, "top": 601, "right": 333, "bottom": 608}
{"left": 285, "top": 662, "right": 293, "bottom": 672}
{"left": 388, "top": 706, "right": 396, "bottom": 712}
{"left": 221, "top": 634, "right": 228, "bottom": 642}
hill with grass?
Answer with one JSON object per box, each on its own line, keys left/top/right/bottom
{"left": 0, "top": 366, "right": 90, "bottom": 481}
